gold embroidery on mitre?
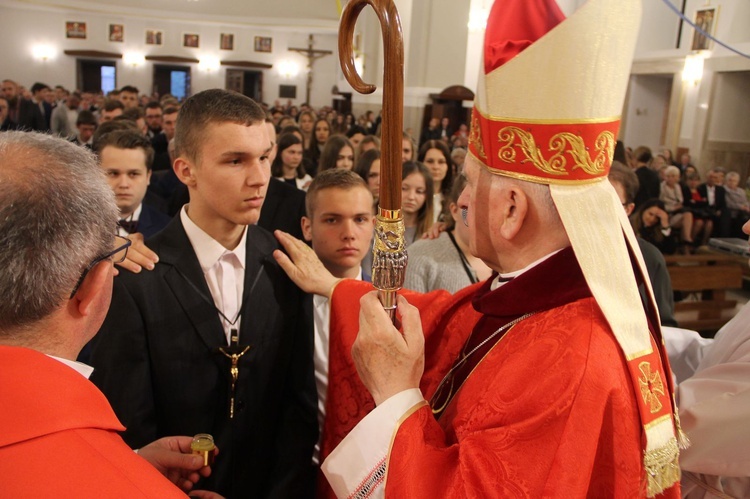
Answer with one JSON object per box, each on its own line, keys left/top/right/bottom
{"left": 469, "top": 113, "right": 486, "bottom": 160}
{"left": 496, "top": 126, "right": 614, "bottom": 176}
{"left": 638, "top": 361, "right": 666, "bottom": 414}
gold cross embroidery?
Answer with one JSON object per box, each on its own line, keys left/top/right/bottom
{"left": 638, "top": 361, "right": 665, "bottom": 414}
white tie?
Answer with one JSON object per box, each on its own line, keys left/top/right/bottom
{"left": 219, "top": 252, "right": 239, "bottom": 343}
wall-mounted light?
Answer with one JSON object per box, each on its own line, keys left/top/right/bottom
{"left": 278, "top": 60, "right": 300, "bottom": 79}
{"left": 468, "top": 8, "right": 489, "bottom": 33}
{"left": 123, "top": 52, "right": 145, "bottom": 68}
{"left": 198, "top": 55, "right": 220, "bottom": 73}
{"left": 354, "top": 55, "right": 364, "bottom": 75}
{"left": 682, "top": 53, "right": 704, "bottom": 86}
{"left": 31, "top": 44, "right": 56, "bottom": 62}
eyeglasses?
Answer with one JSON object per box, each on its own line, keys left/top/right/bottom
{"left": 69, "top": 235, "right": 131, "bottom": 299}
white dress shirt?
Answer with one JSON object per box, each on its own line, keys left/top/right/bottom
{"left": 181, "top": 206, "right": 247, "bottom": 345}
{"left": 312, "top": 268, "right": 363, "bottom": 465}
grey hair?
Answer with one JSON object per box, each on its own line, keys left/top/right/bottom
{"left": 665, "top": 165, "right": 681, "bottom": 177}
{"left": 0, "top": 131, "right": 118, "bottom": 333}
{"left": 726, "top": 171, "right": 740, "bottom": 182}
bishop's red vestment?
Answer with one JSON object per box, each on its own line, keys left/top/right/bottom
{"left": 320, "top": 247, "right": 679, "bottom": 498}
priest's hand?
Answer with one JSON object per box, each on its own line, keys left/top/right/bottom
{"left": 352, "top": 293, "right": 424, "bottom": 406}
{"left": 274, "top": 230, "right": 340, "bottom": 298}
{"left": 138, "top": 436, "right": 217, "bottom": 493}
{"left": 117, "top": 233, "right": 159, "bottom": 273}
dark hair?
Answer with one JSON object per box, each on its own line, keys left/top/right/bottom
{"left": 634, "top": 146, "right": 653, "bottom": 164}
{"left": 76, "top": 110, "right": 98, "bottom": 127}
{"left": 418, "top": 140, "right": 453, "bottom": 217}
{"left": 145, "top": 101, "right": 163, "bottom": 111}
{"left": 402, "top": 161, "right": 434, "bottom": 236}
{"left": 103, "top": 99, "right": 125, "bottom": 112}
{"left": 443, "top": 173, "right": 468, "bottom": 231}
{"left": 319, "top": 135, "right": 354, "bottom": 172}
{"left": 92, "top": 120, "right": 139, "bottom": 146}
{"left": 608, "top": 161, "right": 639, "bottom": 204}
{"left": 93, "top": 129, "right": 155, "bottom": 169}
{"left": 175, "top": 89, "right": 265, "bottom": 162}
{"left": 163, "top": 106, "right": 179, "bottom": 116}
{"left": 308, "top": 118, "right": 331, "bottom": 152}
{"left": 280, "top": 124, "right": 303, "bottom": 137}
{"left": 346, "top": 125, "right": 367, "bottom": 139}
{"left": 30, "top": 82, "right": 50, "bottom": 94}
{"left": 119, "top": 85, "right": 139, "bottom": 95}
{"left": 354, "top": 148, "right": 381, "bottom": 184}
{"left": 271, "top": 133, "right": 305, "bottom": 179}
{"left": 120, "top": 107, "right": 144, "bottom": 121}
{"left": 305, "top": 168, "right": 369, "bottom": 218}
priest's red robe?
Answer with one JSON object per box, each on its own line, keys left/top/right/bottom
{"left": 0, "top": 346, "right": 187, "bottom": 498}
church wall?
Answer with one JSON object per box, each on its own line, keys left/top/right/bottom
{"left": 0, "top": 2, "right": 339, "bottom": 108}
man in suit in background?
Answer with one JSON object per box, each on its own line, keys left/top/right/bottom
{"left": 1, "top": 79, "right": 46, "bottom": 132}
{"left": 94, "top": 129, "right": 171, "bottom": 239}
{"left": 30, "top": 82, "right": 54, "bottom": 130}
{"left": 698, "top": 167, "right": 730, "bottom": 237}
{"left": 89, "top": 89, "right": 317, "bottom": 498}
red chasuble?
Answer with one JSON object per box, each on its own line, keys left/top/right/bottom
{"left": 322, "top": 247, "right": 679, "bottom": 498}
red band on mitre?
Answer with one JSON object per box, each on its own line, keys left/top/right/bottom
{"left": 484, "top": 0, "right": 565, "bottom": 73}
{"left": 468, "top": 107, "right": 619, "bottom": 184}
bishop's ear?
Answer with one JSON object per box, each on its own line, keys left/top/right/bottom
{"left": 498, "top": 185, "right": 529, "bottom": 240}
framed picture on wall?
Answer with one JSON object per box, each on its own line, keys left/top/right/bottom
{"left": 183, "top": 33, "right": 200, "bottom": 49}
{"left": 109, "top": 24, "right": 124, "bottom": 42}
{"left": 146, "top": 29, "right": 163, "bottom": 46}
{"left": 65, "top": 21, "right": 87, "bottom": 39}
{"left": 220, "top": 33, "right": 234, "bottom": 51}
{"left": 254, "top": 36, "right": 272, "bottom": 53}
{"left": 691, "top": 7, "right": 718, "bottom": 51}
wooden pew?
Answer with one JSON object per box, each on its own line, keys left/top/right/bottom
{"left": 664, "top": 253, "right": 743, "bottom": 335}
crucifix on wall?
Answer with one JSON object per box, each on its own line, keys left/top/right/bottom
{"left": 289, "top": 34, "right": 332, "bottom": 104}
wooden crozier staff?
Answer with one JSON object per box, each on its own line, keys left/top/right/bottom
{"left": 339, "top": 0, "right": 405, "bottom": 320}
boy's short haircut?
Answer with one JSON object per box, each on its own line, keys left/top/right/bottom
{"left": 608, "top": 161, "right": 639, "bottom": 204}
{"left": 120, "top": 107, "right": 144, "bottom": 121}
{"left": 93, "top": 129, "right": 155, "bottom": 169}
{"left": 145, "top": 101, "right": 162, "bottom": 111}
{"left": 305, "top": 168, "right": 370, "bottom": 218}
{"left": 76, "top": 110, "right": 98, "bottom": 127}
{"left": 92, "top": 120, "right": 139, "bottom": 145}
{"left": 103, "top": 99, "right": 125, "bottom": 112}
{"left": 175, "top": 89, "right": 265, "bottom": 163}
{"left": 119, "top": 85, "right": 139, "bottom": 95}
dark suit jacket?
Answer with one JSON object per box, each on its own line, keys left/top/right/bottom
{"left": 89, "top": 218, "right": 317, "bottom": 498}
{"left": 15, "top": 98, "right": 47, "bottom": 132}
{"left": 697, "top": 183, "right": 727, "bottom": 211}
{"left": 137, "top": 203, "right": 172, "bottom": 238}
{"left": 698, "top": 183, "right": 730, "bottom": 237}
{"left": 259, "top": 178, "right": 307, "bottom": 241}
{"left": 634, "top": 165, "right": 661, "bottom": 209}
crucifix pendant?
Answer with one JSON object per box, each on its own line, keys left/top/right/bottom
{"left": 219, "top": 341, "right": 251, "bottom": 419}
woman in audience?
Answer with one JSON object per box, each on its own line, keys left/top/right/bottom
{"left": 318, "top": 134, "right": 354, "bottom": 172}
{"left": 404, "top": 175, "right": 492, "bottom": 293}
{"left": 724, "top": 171, "right": 750, "bottom": 237}
{"left": 297, "top": 110, "right": 316, "bottom": 149}
{"left": 683, "top": 172, "right": 714, "bottom": 246}
{"left": 402, "top": 132, "right": 415, "bottom": 163}
{"left": 660, "top": 165, "right": 696, "bottom": 246}
{"left": 304, "top": 118, "right": 331, "bottom": 176}
{"left": 401, "top": 161, "right": 434, "bottom": 246}
{"left": 631, "top": 199, "right": 679, "bottom": 255}
{"left": 418, "top": 140, "right": 453, "bottom": 223}
{"left": 354, "top": 148, "right": 381, "bottom": 203}
{"left": 271, "top": 133, "right": 312, "bottom": 191}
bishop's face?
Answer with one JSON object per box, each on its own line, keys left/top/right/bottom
{"left": 459, "top": 155, "right": 501, "bottom": 272}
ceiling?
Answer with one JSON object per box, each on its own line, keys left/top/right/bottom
{"left": 13, "top": 0, "right": 343, "bottom": 31}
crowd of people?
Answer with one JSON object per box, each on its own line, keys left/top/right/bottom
{"left": 1, "top": 0, "right": 749, "bottom": 494}
{"left": 621, "top": 144, "right": 750, "bottom": 255}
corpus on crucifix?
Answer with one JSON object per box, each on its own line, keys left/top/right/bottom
{"left": 289, "top": 34, "right": 333, "bottom": 104}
